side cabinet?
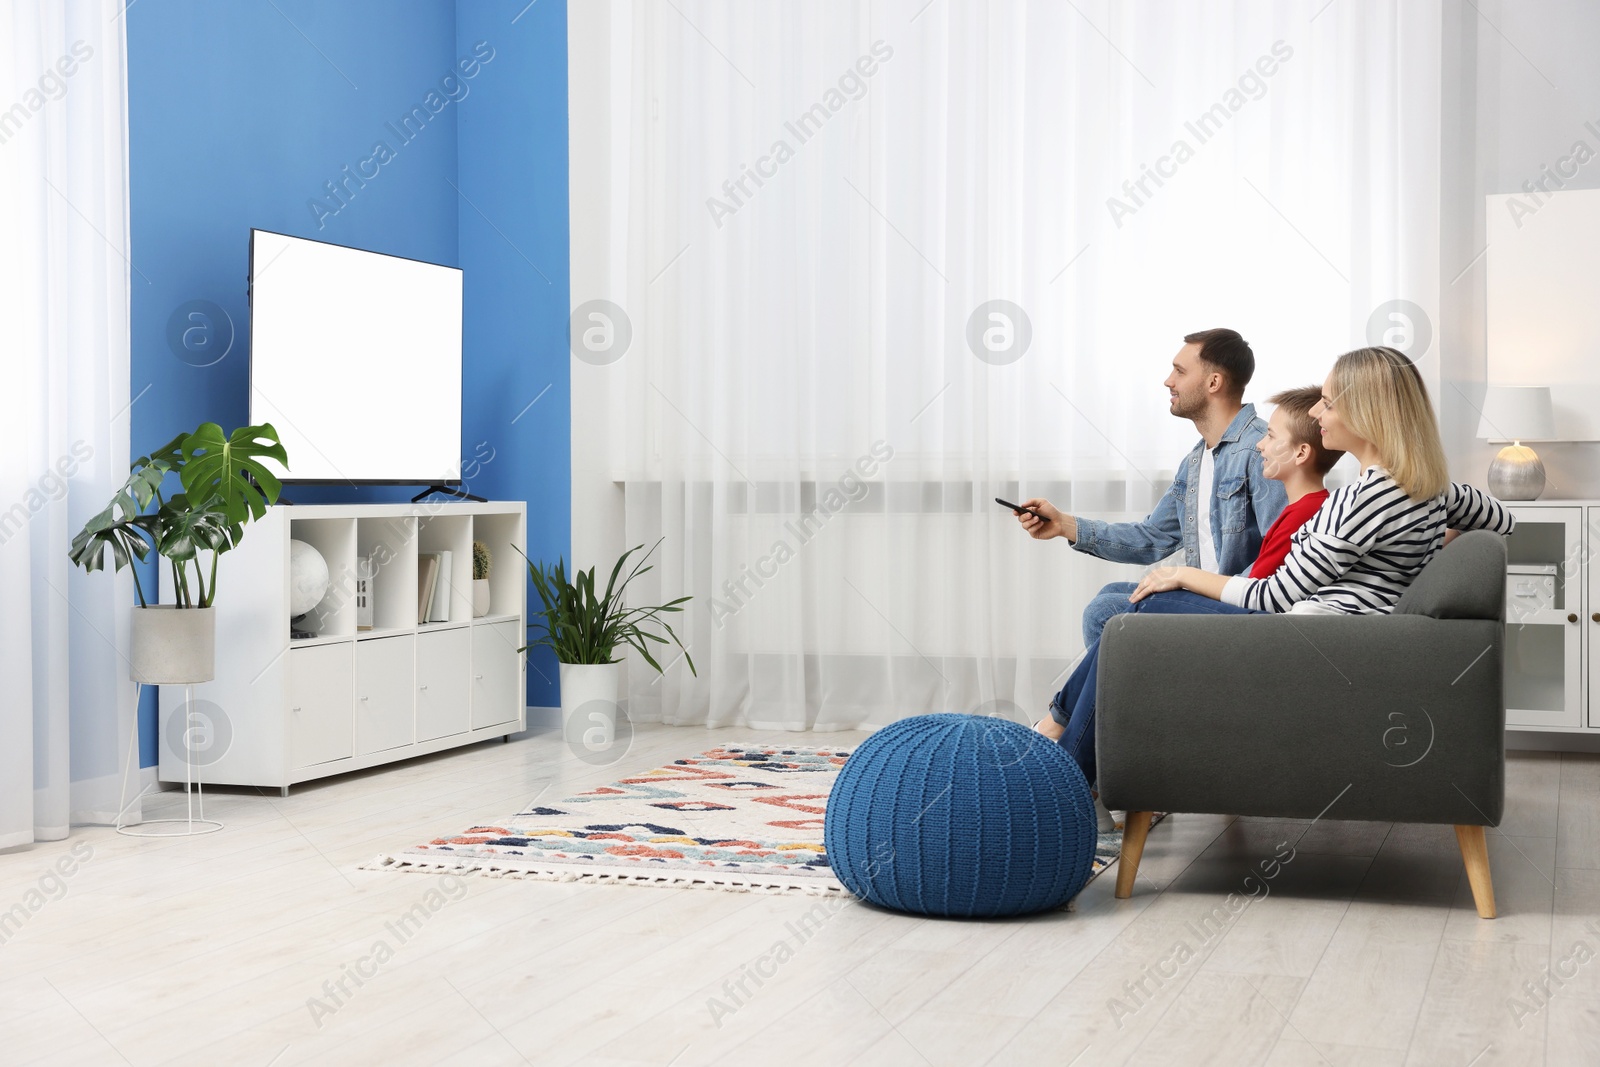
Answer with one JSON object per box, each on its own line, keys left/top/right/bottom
{"left": 157, "top": 501, "right": 527, "bottom": 794}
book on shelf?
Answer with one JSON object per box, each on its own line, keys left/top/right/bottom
{"left": 417, "top": 553, "right": 440, "bottom": 625}
{"left": 427, "top": 549, "right": 453, "bottom": 623}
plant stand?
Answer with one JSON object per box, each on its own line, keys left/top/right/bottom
{"left": 116, "top": 683, "right": 224, "bottom": 838}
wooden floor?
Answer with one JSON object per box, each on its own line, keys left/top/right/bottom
{"left": 3, "top": 726, "right": 1597, "bottom": 1067}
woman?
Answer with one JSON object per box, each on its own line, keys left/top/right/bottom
{"left": 1044, "top": 347, "right": 1513, "bottom": 821}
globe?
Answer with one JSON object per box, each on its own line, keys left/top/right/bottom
{"left": 288, "top": 539, "right": 331, "bottom": 618}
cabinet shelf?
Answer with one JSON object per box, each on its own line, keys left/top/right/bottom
{"left": 356, "top": 625, "right": 414, "bottom": 641}
{"left": 290, "top": 633, "right": 353, "bottom": 648}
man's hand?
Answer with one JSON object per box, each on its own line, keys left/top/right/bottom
{"left": 1130, "top": 566, "right": 1189, "bottom": 603}
{"left": 1016, "top": 498, "right": 1073, "bottom": 541}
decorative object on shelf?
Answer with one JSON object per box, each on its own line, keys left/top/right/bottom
{"left": 521, "top": 539, "right": 695, "bottom": 744}
{"left": 288, "top": 539, "right": 330, "bottom": 637}
{"left": 1506, "top": 562, "right": 1558, "bottom": 623}
{"left": 472, "top": 540, "right": 492, "bottom": 618}
{"left": 1477, "top": 385, "right": 1557, "bottom": 500}
{"left": 825, "top": 714, "right": 1098, "bottom": 917}
{"left": 68, "top": 421, "right": 288, "bottom": 838}
{"left": 417, "top": 553, "right": 440, "bottom": 624}
{"left": 355, "top": 555, "right": 375, "bottom": 630}
{"left": 427, "top": 549, "right": 454, "bottom": 623}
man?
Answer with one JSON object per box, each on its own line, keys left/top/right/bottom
{"left": 1016, "top": 328, "right": 1287, "bottom": 646}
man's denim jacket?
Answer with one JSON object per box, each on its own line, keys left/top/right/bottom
{"left": 1070, "top": 404, "right": 1287, "bottom": 576}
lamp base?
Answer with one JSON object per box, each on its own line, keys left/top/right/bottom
{"left": 1487, "top": 445, "right": 1546, "bottom": 500}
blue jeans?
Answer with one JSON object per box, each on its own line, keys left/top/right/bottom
{"left": 1051, "top": 590, "right": 1262, "bottom": 785}
{"left": 1082, "top": 581, "right": 1139, "bottom": 648}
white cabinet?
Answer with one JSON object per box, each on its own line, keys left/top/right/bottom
{"left": 1502, "top": 502, "right": 1600, "bottom": 741}
{"left": 417, "top": 628, "right": 471, "bottom": 742}
{"left": 472, "top": 619, "right": 524, "bottom": 730}
{"left": 290, "top": 643, "right": 353, "bottom": 768}
{"left": 158, "top": 502, "right": 527, "bottom": 794}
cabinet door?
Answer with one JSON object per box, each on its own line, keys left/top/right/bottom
{"left": 417, "top": 628, "right": 471, "bottom": 742}
{"left": 290, "top": 643, "right": 354, "bottom": 768}
{"left": 357, "top": 635, "right": 415, "bottom": 755}
{"left": 1505, "top": 506, "right": 1583, "bottom": 729}
{"left": 1590, "top": 508, "right": 1600, "bottom": 728}
{"left": 471, "top": 619, "right": 524, "bottom": 730}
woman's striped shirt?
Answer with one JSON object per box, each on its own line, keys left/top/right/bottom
{"left": 1220, "top": 467, "right": 1514, "bottom": 615}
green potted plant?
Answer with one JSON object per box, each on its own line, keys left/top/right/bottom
{"left": 520, "top": 539, "right": 694, "bottom": 742}
{"left": 68, "top": 423, "right": 287, "bottom": 684}
{"left": 472, "top": 540, "right": 492, "bottom": 618}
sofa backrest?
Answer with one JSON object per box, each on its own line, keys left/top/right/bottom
{"left": 1392, "top": 529, "right": 1508, "bottom": 621}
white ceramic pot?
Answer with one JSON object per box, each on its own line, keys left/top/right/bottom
{"left": 472, "top": 578, "right": 491, "bottom": 618}
{"left": 130, "top": 606, "right": 216, "bottom": 684}
{"left": 559, "top": 661, "right": 623, "bottom": 745}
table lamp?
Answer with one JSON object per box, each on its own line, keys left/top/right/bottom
{"left": 1476, "top": 385, "right": 1557, "bottom": 500}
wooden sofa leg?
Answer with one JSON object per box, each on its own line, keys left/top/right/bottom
{"left": 1115, "top": 812, "right": 1154, "bottom": 899}
{"left": 1454, "top": 825, "right": 1497, "bottom": 919}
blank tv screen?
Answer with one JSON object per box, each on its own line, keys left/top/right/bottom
{"left": 249, "top": 230, "right": 463, "bottom": 483}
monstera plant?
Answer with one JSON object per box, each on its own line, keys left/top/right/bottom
{"left": 69, "top": 423, "right": 288, "bottom": 683}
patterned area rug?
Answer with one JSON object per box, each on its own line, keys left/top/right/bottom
{"left": 366, "top": 743, "right": 1153, "bottom": 899}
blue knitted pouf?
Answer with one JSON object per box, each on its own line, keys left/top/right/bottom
{"left": 824, "top": 714, "right": 1098, "bottom": 917}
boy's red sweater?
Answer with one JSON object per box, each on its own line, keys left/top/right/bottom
{"left": 1249, "top": 489, "right": 1329, "bottom": 579}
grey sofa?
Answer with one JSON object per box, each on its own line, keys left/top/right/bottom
{"left": 1096, "top": 529, "right": 1508, "bottom": 918}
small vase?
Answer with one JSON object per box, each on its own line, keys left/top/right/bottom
{"left": 472, "top": 578, "right": 491, "bottom": 618}
{"left": 130, "top": 605, "right": 216, "bottom": 684}
{"left": 559, "top": 661, "right": 623, "bottom": 745}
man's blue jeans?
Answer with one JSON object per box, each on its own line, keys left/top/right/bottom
{"left": 1082, "top": 581, "right": 1139, "bottom": 647}
{"left": 1051, "top": 590, "right": 1263, "bottom": 785}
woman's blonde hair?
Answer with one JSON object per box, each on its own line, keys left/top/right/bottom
{"left": 1328, "top": 347, "right": 1449, "bottom": 500}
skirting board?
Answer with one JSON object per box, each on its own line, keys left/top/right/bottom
{"left": 519, "top": 706, "right": 561, "bottom": 732}
{"left": 1507, "top": 730, "right": 1600, "bottom": 754}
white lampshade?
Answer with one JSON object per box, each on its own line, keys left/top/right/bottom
{"left": 1476, "top": 385, "right": 1556, "bottom": 443}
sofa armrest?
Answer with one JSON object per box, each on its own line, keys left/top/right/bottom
{"left": 1094, "top": 612, "right": 1505, "bottom": 826}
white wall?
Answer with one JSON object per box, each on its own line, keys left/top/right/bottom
{"left": 1441, "top": 0, "right": 1600, "bottom": 499}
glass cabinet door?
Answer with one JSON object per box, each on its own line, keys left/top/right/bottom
{"left": 1504, "top": 507, "right": 1583, "bottom": 729}
{"left": 1589, "top": 508, "right": 1600, "bottom": 728}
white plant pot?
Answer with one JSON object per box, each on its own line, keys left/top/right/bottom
{"left": 130, "top": 606, "right": 216, "bottom": 684}
{"left": 559, "top": 661, "right": 623, "bottom": 745}
{"left": 472, "top": 578, "right": 491, "bottom": 618}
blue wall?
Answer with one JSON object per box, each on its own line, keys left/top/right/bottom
{"left": 455, "top": 0, "right": 571, "bottom": 711}
{"left": 127, "top": 0, "right": 568, "bottom": 765}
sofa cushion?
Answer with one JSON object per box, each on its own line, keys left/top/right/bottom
{"left": 1393, "top": 529, "right": 1507, "bottom": 621}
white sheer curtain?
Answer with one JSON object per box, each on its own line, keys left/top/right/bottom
{"left": 0, "top": 0, "right": 135, "bottom": 846}
{"left": 569, "top": 0, "right": 1440, "bottom": 731}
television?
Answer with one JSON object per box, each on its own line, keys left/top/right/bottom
{"left": 248, "top": 229, "right": 463, "bottom": 485}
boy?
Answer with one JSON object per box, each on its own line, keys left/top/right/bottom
{"left": 1036, "top": 386, "right": 1344, "bottom": 825}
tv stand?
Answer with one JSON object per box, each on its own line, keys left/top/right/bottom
{"left": 412, "top": 485, "right": 486, "bottom": 503}
{"left": 156, "top": 501, "right": 527, "bottom": 794}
